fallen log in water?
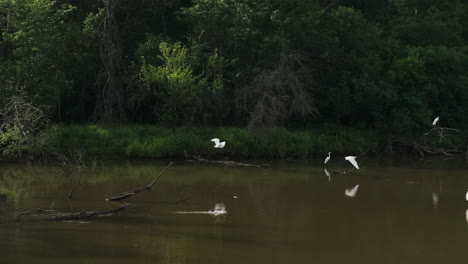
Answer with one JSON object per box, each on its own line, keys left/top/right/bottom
{"left": 188, "top": 155, "right": 270, "bottom": 168}
{"left": 54, "top": 203, "right": 129, "bottom": 221}
{"left": 105, "top": 161, "right": 173, "bottom": 201}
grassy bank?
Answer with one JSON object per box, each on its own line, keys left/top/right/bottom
{"left": 46, "top": 125, "right": 382, "bottom": 159}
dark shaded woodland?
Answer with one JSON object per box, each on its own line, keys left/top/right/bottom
{"left": 1, "top": 0, "right": 467, "bottom": 134}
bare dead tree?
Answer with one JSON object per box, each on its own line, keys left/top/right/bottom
{"left": 0, "top": 96, "right": 50, "bottom": 157}
{"left": 237, "top": 53, "right": 317, "bottom": 129}
{"left": 382, "top": 126, "right": 466, "bottom": 157}
{"left": 93, "top": 0, "right": 127, "bottom": 123}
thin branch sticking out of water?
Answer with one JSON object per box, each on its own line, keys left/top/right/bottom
{"left": 105, "top": 161, "right": 173, "bottom": 201}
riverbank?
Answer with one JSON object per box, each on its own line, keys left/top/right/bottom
{"left": 45, "top": 125, "right": 382, "bottom": 159}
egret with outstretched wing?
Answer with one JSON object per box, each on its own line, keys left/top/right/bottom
{"left": 211, "top": 138, "right": 226, "bottom": 148}
{"left": 345, "top": 156, "right": 360, "bottom": 169}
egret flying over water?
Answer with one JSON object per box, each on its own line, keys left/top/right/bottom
{"left": 465, "top": 189, "right": 468, "bottom": 201}
{"left": 324, "top": 152, "right": 331, "bottom": 164}
{"left": 344, "top": 156, "right": 360, "bottom": 169}
{"left": 345, "top": 185, "right": 359, "bottom": 198}
{"left": 211, "top": 138, "right": 226, "bottom": 148}
{"left": 432, "top": 117, "right": 440, "bottom": 126}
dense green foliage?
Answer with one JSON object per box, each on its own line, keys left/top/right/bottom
{"left": 1, "top": 0, "right": 468, "bottom": 133}
{"left": 47, "top": 124, "right": 380, "bottom": 158}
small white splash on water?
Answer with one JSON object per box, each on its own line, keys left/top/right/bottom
{"left": 174, "top": 203, "right": 227, "bottom": 216}
{"left": 208, "top": 203, "right": 227, "bottom": 216}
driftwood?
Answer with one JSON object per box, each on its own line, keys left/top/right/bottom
{"left": 54, "top": 203, "right": 129, "bottom": 221}
{"left": 2, "top": 204, "right": 128, "bottom": 222}
{"left": 188, "top": 155, "right": 270, "bottom": 168}
{"left": 383, "top": 137, "right": 463, "bottom": 157}
{"left": 15, "top": 208, "right": 50, "bottom": 218}
{"left": 13, "top": 208, "right": 57, "bottom": 222}
{"left": 382, "top": 126, "right": 466, "bottom": 157}
{"left": 105, "top": 161, "right": 173, "bottom": 201}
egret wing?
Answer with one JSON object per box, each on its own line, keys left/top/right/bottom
{"left": 345, "top": 156, "right": 360, "bottom": 169}
{"left": 211, "top": 138, "right": 220, "bottom": 147}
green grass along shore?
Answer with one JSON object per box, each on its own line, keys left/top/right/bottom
{"left": 47, "top": 125, "right": 381, "bottom": 159}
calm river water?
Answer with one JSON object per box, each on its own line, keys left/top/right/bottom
{"left": 1, "top": 158, "right": 468, "bottom": 264}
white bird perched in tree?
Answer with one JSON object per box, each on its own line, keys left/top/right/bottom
{"left": 432, "top": 116, "right": 440, "bottom": 126}
{"left": 344, "top": 156, "right": 360, "bottom": 169}
{"left": 345, "top": 184, "right": 359, "bottom": 198}
{"left": 211, "top": 138, "right": 226, "bottom": 148}
{"left": 324, "top": 152, "right": 331, "bottom": 164}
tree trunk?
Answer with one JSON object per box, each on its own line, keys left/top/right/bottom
{"left": 93, "top": 0, "right": 127, "bottom": 123}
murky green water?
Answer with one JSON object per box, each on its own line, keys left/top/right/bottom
{"left": 1, "top": 158, "right": 468, "bottom": 264}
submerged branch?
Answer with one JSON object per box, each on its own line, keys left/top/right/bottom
{"left": 54, "top": 203, "right": 129, "bottom": 221}
{"left": 188, "top": 155, "right": 270, "bottom": 168}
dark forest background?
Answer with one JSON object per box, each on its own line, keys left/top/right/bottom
{"left": 1, "top": 0, "right": 467, "bottom": 136}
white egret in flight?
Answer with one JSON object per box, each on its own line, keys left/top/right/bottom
{"left": 345, "top": 185, "right": 359, "bottom": 198}
{"left": 344, "top": 156, "right": 360, "bottom": 169}
{"left": 465, "top": 189, "right": 468, "bottom": 201}
{"left": 324, "top": 152, "right": 331, "bottom": 164}
{"left": 211, "top": 138, "right": 226, "bottom": 148}
{"left": 432, "top": 117, "right": 439, "bottom": 126}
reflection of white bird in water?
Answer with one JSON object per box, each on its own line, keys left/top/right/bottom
{"left": 324, "top": 152, "right": 331, "bottom": 164}
{"left": 344, "top": 156, "right": 360, "bottom": 169}
{"left": 345, "top": 185, "right": 359, "bottom": 198}
{"left": 465, "top": 209, "right": 468, "bottom": 225}
{"left": 211, "top": 138, "right": 226, "bottom": 148}
{"left": 432, "top": 117, "right": 439, "bottom": 126}
{"left": 324, "top": 168, "right": 331, "bottom": 181}
{"left": 432, "top": 192, "right": 439, "bottom": 208}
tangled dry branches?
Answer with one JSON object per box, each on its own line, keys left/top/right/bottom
{"left": 238, "top": 53, "right": 317, "bottom": 129}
